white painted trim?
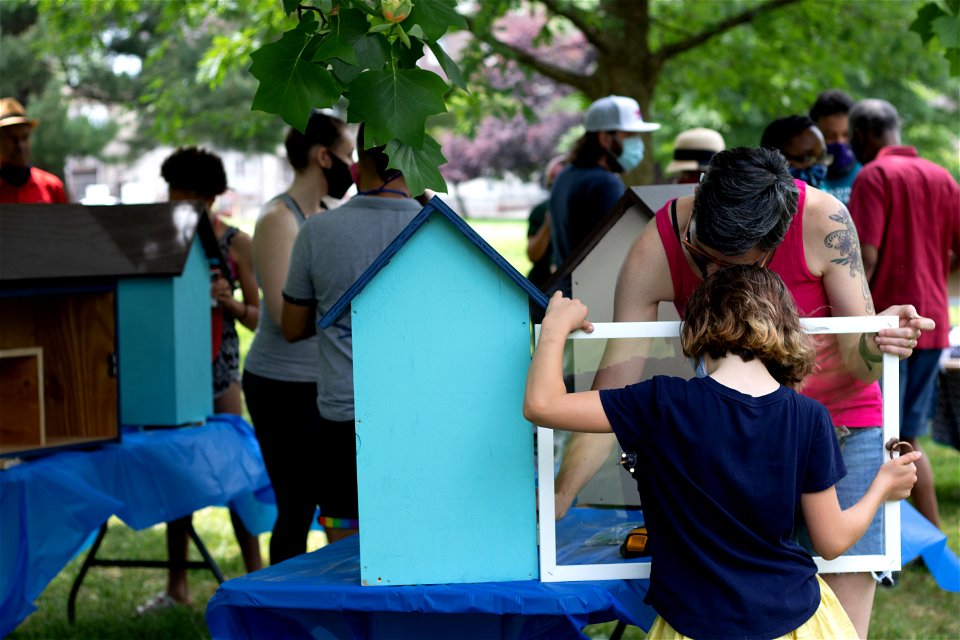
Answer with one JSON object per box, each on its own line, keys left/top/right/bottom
{"left": 536, "top": 317, "right": 902, "bottom": 582}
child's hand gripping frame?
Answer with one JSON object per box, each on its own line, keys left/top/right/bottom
{"left": 534, "top": 316, "right": 901, "bottom": 583}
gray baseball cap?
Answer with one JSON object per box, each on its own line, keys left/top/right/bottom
{"left": 584, "top": 95, "right": 660, "bottom": 133}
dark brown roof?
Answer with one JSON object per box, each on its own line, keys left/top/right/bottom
{"left": 0, "top": 202, "right": 223, "bottom": 285}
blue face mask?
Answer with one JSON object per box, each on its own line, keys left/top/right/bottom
{"left": 788, "top": 163, "right": 828, "bottom": 188}
{"left": 615, "top": 136, "right": 645, "bottom": 173}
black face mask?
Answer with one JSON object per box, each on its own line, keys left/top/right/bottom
{"left": 324, "top": 154, "right": 354, "bottom": 199}
{"left": 0, "top": 164, "right": 31, "bottom": 187}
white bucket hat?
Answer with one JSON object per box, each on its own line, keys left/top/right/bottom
{"left": 584, "top": 95, "right": 660, "bottom": 133}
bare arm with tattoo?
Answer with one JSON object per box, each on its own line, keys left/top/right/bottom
{"left": 804, "top": 189, "right": 932, "bottom": 382}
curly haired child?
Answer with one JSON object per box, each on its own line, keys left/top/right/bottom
{"left": 524, "top": 265, "right": 919, "bottom": 640}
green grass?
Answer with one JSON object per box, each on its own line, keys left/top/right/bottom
{"left": 10, "top": 218, "right": 960, "bottom": 638}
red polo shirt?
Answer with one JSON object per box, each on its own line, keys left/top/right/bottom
{"left": 849, "top": 145, "right": 960, "bottom": 349}
{"left": 0, "top": 167, "right": 68, "bottom": 204}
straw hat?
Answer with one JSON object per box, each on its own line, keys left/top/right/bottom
{"left": 666, "top": 128, "right": 725, "bottom": 174}
{"left": 0, "top": 98, "right": 38, "bottom": 129}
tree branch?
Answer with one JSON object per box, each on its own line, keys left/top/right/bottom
{"left": 540, "top": 0, "right": 606, "bottom": 53}
{"left": 656, "top": 0, "right": 800, "bottom": 60}
{"left": 465, "top": 16, "right": 595, "bottom": 94}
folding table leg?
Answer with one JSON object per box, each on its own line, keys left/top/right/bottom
{"left": 66, "top": 519, "right": 226, "bottom": 622}
{"left": 67, "top": 522, "right": 110, "bottom": 623}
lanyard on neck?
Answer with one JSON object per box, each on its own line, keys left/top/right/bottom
{"left": 356, "top": 172, "right": 410, "bottom": 198}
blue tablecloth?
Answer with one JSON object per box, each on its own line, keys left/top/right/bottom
{"left": 0, "top": 415, "right": 272, "bottom": 636}
{"left": 206, "top": 503, "right": 959, "bottom": 640}
{"left": 206, "top": 508, "right": 656, "bottom": 640}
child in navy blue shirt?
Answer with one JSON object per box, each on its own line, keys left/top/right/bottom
{"left": 524, "top": 265, "right": 920, "bottom": 640}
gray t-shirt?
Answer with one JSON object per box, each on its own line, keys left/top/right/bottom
{"left": 284, "top": 195, "right": 423, "bottom": 421}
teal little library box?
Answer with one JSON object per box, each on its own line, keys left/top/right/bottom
{"left": 320, "top": 197, "right": 548, "bottom": 586}
{"left": 114, "top": 203, "right": 220, "bottom": 427}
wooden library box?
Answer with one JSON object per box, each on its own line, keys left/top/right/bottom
{"left": 0, "top": 202, "right": 222, "bottom": 457}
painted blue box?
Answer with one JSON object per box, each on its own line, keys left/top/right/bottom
{"left": 321, "top": 198, "right": 548, "bottom": 586}
{"left": 116, "top": 203, "right": 220, "bottom": 426}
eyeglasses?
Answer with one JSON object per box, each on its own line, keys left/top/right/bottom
{"left": 781, "top": 151, "right": 833, "bottom": 167}
{"left": 681, "top": 214, "right": 774, "bottom": 278}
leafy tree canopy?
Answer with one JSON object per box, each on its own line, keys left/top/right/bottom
{"left": 17, "top": 0, "right": 960, "bottom": 186}
{"left": 465, "top": 0, "right": 958, "bottom": 180}
{"left": 29, "top": 0, "right": 289, "bottom": 156}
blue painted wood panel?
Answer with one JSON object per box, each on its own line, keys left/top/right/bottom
{"left": 118, "top": 239, "right": 212, "bottom": 425}
{"left": 351, "top": 215, "right": 538, "bottom": 586}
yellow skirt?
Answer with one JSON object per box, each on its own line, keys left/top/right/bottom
{"left": 647, "top": 575, "right": 857, "bottom": 639}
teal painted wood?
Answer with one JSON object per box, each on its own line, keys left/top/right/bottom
{"left": 351, "top": 215, "right": 538, "bottom": 586}
{"left": 117, "top": 240, "right": 212, "bottom": 426}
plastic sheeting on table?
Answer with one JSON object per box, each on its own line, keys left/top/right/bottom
{"left": 206, "top": 508, "right": 657, "bottom": 640}
{"left": 0, "top": 415, "right": 271, "bottom": 636}
{"left": 901, "top": 500, "right": 960, "bottom": 592}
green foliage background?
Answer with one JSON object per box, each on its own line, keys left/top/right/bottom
{"left": 5, "top": 0, "right": 956, "bottom": 187}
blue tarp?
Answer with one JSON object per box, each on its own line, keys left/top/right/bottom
{"left": 206, "top": 503, "right": 960, "bottom": 640}
{"left": 0, "top": 415, "right": 272, "bottom": 637}
{"left": 900, "top": 500, "right": 960, "bottom": 592}
{"left": 206, "top": 508, "right": 656, "bottom": 640}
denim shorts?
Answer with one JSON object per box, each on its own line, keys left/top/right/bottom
{"left": 797, "top": 425, "right": 884, "bottom": 557}
{"left": 833, "top": 425, "right": 884, "bottom": 555}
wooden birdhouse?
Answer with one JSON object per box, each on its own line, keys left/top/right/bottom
{"left": 319, "top": 197, "right": 548, "bottom": 587}
{"left": 0, "top": 202, "right": 220, "bottom": 457}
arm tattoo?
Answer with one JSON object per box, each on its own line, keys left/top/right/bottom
{"left": 824, "top": 206, "right": 875, "bottom": 314}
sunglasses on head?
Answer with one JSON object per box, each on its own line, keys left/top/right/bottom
{"left": 681, "top": 214, "right": 774, "bottom": 278}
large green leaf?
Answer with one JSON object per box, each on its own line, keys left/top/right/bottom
{"left": 407, "top": 0, "right": 465, "bottom": 41}
{"left": 911, "top": 2, "right": 948, "bottom": 43}
{"left": 330, "top": 8, "right": 371, "bottom": 44}
{"left": 346, "top": 68, "right": 447, "bottom": 147}
{"left": 427, "top": 40, "right": 466, "bottom": 91}
{"left": 394, "top": 36, "right": 425, "bottom": 69}
{"left": 249, "top": 21, "right": 341, "bottom": 131}
{"left": 330, "top": 58, "right": 362, "bottom": 85}
{"left": 385, "top": 135, "right": 447, "bottom": 195}
{"left": 282, "top": 0, "right": 300, "bottom": 16}
{"left": 354, "top": 32, "right": 392, "bottom": 69}
{"left": 313, "top": 33, "right": 358, "bottom": 65}
{"left": 933, "top": 13, "right": 960, "bottom": 48}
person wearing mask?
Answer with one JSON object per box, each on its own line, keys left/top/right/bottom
{"left": 760, "top": 115, "right": 831, "bottom": 190}
{"left": 280, "top": 123, "right": 423, "bottom": 545}
{"left": 242, "top": 110, "right": 355, "bottom": 564}
{"left": 665, "top": 128, "right": 725, "bottom": 184}
{"left": 0, "top": 97, "right": 67, "bottom": 203}
{"left": 810, "top": 90, "right": 862, "bottom": 205}
{"left": 139, "top": 147, "right": 262, "bottom": 614}
{"left": 550, "top": 95, "right": 659, "bottom": 292}
{"left": 848, "top": 98, "right": 960, "bottom": 532}
{"left": 551, "top": 147, "right": 932, "bottom": 639}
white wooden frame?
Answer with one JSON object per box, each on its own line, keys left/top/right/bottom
{"left": 536, "top": 316, "right": 901, "bottom": 582}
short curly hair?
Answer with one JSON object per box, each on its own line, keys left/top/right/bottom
{"left": 680, "top": 265, "right": 815, "bottom": 388}
{"left": 160, "top": 146, "right": 227, "bottom": 198}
